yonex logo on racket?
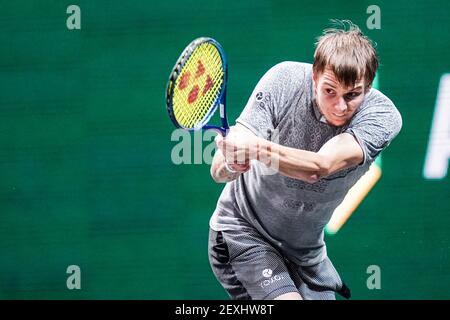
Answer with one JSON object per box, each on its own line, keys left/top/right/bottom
{"left": 177, "top": 60, "right": 214, "bottom": 104}
{"left": 166, "top": 38, "right": 227, "bottom": 131}
{"left": 167, "top": 38, "right": 280, "bottom": 175}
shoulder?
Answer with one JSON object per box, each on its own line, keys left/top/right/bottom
{"left": 259, "top": 62, "right": 312, "bottom": 101}
{"left": 265, "top": 61, "right": 312, "bottom": 82}
{"left": 364, "top": 88, "right": 395, "bottom": 107}
{"left": 356, "top": 89, "right": 401, "bottom": 122}
{"left": 350, "top": 88, "right": 403, "bottom": 136}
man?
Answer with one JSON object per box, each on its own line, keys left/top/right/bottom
{"left": 208, "top": 20, "right": 402, "bottom": 300}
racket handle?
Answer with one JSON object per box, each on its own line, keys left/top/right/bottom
{"left": 219, "top": 127, "right": 228, "bottom": 136}
{"left": 219, "top": 103, "right": 229, "bottom": 136}
{"left": 202, "top": 125, "right": 227, "bottom": 136}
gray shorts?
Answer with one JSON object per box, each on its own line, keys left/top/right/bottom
{"left": 208, "top": 227, "right": 351, "bottom": 300}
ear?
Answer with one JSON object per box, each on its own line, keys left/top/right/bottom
{"left": 312, "top": 71, "right": 318, "bottom": 87}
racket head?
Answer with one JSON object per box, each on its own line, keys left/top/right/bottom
{"left": 166, "top": 37, "right": 228, "bottom": 132}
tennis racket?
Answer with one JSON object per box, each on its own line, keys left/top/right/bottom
{"left": 165, "top": 37, "right": 229, "bottom": 136}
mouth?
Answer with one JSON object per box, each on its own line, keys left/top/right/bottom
{"left": 333, "top": 113, "right": 346, "bottom": 118}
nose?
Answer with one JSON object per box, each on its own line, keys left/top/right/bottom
{"left": 335, "top": 97, "right": 347, "bottom": 113}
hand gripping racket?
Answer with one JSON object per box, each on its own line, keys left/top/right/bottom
{"left": 166, "top": 37, "right": 229, "bottom": 136}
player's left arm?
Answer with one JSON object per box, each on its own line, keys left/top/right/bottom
{"left": 258, "top": 132, "right": 363, "bottom": 182}
{"left": 219, "top": 124, "right": 363, "bottom": 183}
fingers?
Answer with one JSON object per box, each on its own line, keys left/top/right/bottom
{"left": 226, "top": 162, "right": 251, "bottom": 173}
{"left": 214, "top": 133, "right": 224, "bottom": 146}
{"left": 223, "top": 141, "right": 250, "bottom": 165}
{"left": 216, "top": 127, "right": 254, "bottom": 165}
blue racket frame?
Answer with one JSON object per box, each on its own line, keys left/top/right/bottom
{"left": 166, "top": 37, "right": 230, "bottom": 136}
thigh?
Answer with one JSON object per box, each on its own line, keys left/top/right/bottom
{"left": 287, "top": 257, "right": 350, "bottom": 300}
{"left": 208, "top": 228, "right": 250, "bottom": 300}
{"left": 215, "top": 227, "right": 300, "bottom": 300}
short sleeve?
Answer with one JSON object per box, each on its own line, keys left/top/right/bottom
{"left": 236, "top": 62, "right": 307, "bottom": 139}
{"left": 345, "top": 89, "right": 403, "bottom": 165}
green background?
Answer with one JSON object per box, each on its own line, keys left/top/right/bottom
{"left": 1, "top": 0, "right": 449, "bottom": 299}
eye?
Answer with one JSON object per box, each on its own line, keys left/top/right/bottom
{"left": 345, "top": 92, "right": 361, "bottom": 100}
{"left": 325, "top": 88, "right": 335, "bottom": 95}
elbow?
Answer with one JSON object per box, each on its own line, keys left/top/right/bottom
{"left": 305, "top": 155, "right": 331, "bottom": 182}
{"left": 317, "top": 155, "right": 332, "bottom": 177}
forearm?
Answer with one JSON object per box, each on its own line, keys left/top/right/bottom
{"left": 219, "top": 126, "right": 361, "bottom": 184}
{"left": 210, "top": 150, "right": 243, "bottom": 183}
{"left": 256, "top": 138, "right": 330, "bottom": 183}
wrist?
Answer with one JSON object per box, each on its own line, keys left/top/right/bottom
{"left": 256, "top": 138, "right": 278, "bottom": 168}
{"left": 250, "top": 137, "right": 263, "bottom": 160}
{"left": 255, "top": 138, "right": 270, "bottom": 160}
{"left": 224, "top": 162, "right": 238, "bottom": 173}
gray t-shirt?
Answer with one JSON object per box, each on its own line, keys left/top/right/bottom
{"left": 210, "top": 62, "right": 402, "bottom": 266}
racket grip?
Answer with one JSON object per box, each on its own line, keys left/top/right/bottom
{"left": 219, "top": 103, "right": 229, "bottom": 136}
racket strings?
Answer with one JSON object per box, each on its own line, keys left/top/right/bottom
{"left": 187, "top": 52, "right": 222, "bottom": 126}
{"left": 185, "top": 54, "right": 223, "bottom": 128}
{"left": 174, "top": 45, "right": 222, "bottom": 127}
{"left": 172, "top": 43, "right": 224, "bottom": 129}
{"left": 176, "top": 44, "right": 217, "bottom": 125}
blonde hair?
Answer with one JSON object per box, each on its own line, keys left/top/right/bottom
{"left": 313, "top": 20, "right": 378, "bottom": 87}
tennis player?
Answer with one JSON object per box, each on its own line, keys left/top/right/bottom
{"left": 208, "top": 20, "right": 402, "bottom": 300}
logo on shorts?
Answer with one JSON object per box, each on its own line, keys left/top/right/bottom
{"left": 260, "top": 270, "right": 285, "bottom": 289}
{"left": 262, "top": 269, "right": 273, "bottom": 278}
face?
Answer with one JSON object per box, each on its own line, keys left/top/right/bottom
{"left": 313, "top": 67, "right": 369, "bottom": 126}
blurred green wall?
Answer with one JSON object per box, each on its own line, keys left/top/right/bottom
{"left": 0, "top": 0, "right": 449, "bottom": 299}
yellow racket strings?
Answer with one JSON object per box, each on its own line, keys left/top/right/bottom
{"left": 172, "top": 43, "right": 224, "bottom": 129}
